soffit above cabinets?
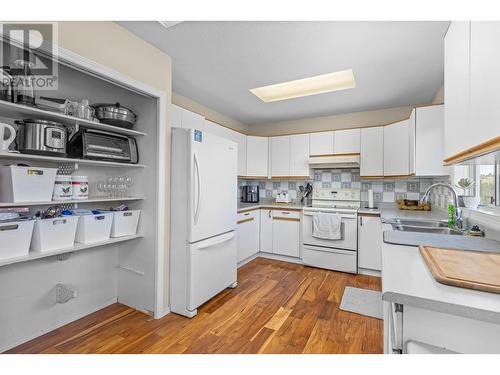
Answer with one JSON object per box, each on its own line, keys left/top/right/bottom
{"left": 118, "top": 21, "right": 450, "bottom": 125}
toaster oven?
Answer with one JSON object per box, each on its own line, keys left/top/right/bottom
{"left": 68, "top": 128, "right": 139, "bottom": 164}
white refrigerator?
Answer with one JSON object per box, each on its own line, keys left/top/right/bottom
{"left": 170, "top": 127, "right": 238, "bottom": 317}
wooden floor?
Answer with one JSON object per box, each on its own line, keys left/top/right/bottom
{"left": 7, "top": 258, "right": 382, "bottom": 354}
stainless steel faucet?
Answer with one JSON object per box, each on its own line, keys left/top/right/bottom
{"left": 420, "top": 183, "right": 463, "bottom": 229}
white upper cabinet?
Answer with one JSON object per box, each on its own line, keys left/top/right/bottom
{"left": 172, "top": 104, "right": 205, "bottom": 131}
{"left": 171, "top": 104, "right": 183, "bottom": 128}
{"left": 360, "top": 126, "right": 384, "bottom": 177}
{"left": 334, "top": 128, "right": 361, "bottom": 154}
{"left": 246, "top": 136, "right": 269, "bottom": 177}
{"left": 408, "top": 108, "right": 416, "bottom": 175}
{"left": 270, "top": 136, "right": 290, "bottom": 177}
{"left": 469, "top": 22, "right": 500, "bottom": 151}
{"left": 444, "top": 21, "right": 471, "bottom": 161}
{"left": 204, "top": 119, "right": 247, "bottom": 176}
{"left": 415, "top": 105, "right": 448, "bottom": 176}
{"left": 289, "top": 134, "right": 310, "bottom": 177}
{"left": 384, "top": 119, "right": 410, "bottom": 176}
{"left": 443, "top": 21, "right": 500, "bottom": 163}
{"left": 309, "top": 131, "right": 334, "bottom": 156}
{"left": 234, "top": 133, "right": 247, "bottom": 177}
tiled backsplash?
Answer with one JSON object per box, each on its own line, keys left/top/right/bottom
{"left": 239, "top": 169, "right": 439, "bottom": 204}
{"left": 429, "top": 177, "right": 453, "bottom": 210}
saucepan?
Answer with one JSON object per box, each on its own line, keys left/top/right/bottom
{"left": 92, "top": 102, "right": 137, "bottom": 129}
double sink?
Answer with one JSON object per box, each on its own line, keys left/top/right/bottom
{"left": 392, "top": 219, "right": 464, "bottom": 235}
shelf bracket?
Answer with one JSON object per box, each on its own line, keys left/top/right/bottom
{"left": 57, "top": 162, "right": 77, "bottom": 175}
{"left": 56, "top": 253, "right": 72, "bottom": 262}
{"left": 55, "top": 283, "right": 77, "bottom": 304}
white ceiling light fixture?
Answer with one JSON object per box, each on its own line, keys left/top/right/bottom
{"left": 250, "top": 69, "right": 356, "bottom": 103}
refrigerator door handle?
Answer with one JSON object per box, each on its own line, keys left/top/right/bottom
{"left": 197, "top": 232, "right": 235, "bottom": 250}
{"left": 193, "top": 152, "right": 201, "bottom": 225}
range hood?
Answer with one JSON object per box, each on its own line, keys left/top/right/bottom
{"left": 308, "top": 155, "right": 360, "bottom": 169}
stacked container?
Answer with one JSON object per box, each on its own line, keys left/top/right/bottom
{"left": 0, "top": 220, "right": 35, "bottom": 259}
{"left": 0, "top": 166, "right": 58, "bottom": 203}
{"left": 109, "top": 210, "right": 141, "bottom": 237}
{"left": 30, "top": 216, "right": 79, "bottom": 252}
{"left": 75, "top": 212, "right": 113, "bottom": 244}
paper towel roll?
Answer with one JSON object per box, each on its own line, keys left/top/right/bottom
{"left": 368, "top": 189, "right": 374, "bottom": 208}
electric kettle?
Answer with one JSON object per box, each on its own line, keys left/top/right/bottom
{"left": 0, "top": 122, "right": 16, "bottom": 152}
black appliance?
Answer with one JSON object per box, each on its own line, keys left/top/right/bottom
{"left": 241, "top": 185, "right": 259, "bottom": 203}
{"left": 68, "top": 128, "right": 138, "bottom": 164}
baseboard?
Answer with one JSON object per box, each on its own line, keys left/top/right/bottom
{"left": 153, "top": 307, "right": 171, "bottom": 319}
{"left": 257, "top": 252, "right": 303, "bottom": 265}
{"left": 237, "top": 253, "right": 260, "bottom": 268}
{"left": 1, "top": 297, "right": 118, "bottom": 353}
{"left": 358, "top": 268, "right": 381, "bottom": 277}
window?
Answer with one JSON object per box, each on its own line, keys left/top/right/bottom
{"left": 478, "top": 165, "right": 496, "bottom": 206}
{"left": 453, "top": 164, "right": 499, "bottom": 208}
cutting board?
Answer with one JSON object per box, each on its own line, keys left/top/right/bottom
{"left": 419, "top": 245, "right": 500, "bottom": 294}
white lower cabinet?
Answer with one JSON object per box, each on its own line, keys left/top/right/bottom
{"left": 259, "top": 208, "right": 300, "bottom": 258}
{"left": 358, "top": 214, "right": 382, "bottom": 271}
{"left": 260, "top": 209, "right": 273, "bottom": 253}
{"left": 237, "top": 210, "right": 260, "bottom": 263}
{"left": 272, "top": 210, "right": 300, "bottom": 257}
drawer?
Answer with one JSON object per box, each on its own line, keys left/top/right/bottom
{"left": 272, "top": 210, "right": 300, "bottom": 220}
{"left": 302, "top": 245, "right": 357, "bottom": 273}
{"left": 237, "top": 210, "right": 259, "bottom": 224}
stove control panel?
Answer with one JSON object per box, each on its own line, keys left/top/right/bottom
{"left": 312, "top": 188, "right": 361, "bottom": 201}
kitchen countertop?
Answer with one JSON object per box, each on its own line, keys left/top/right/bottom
{"left": 380, "top": 206, "right": 449, "bottom": 222}
{"left": 383, "top": 230, "right": 500, "bottom": 252}
{"left": 238, "top": 199, "right": 306, "bottom": 212}
{"left": 381, "top": 219, "right": 500, "bottom": 324}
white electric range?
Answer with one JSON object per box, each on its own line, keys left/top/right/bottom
{"left": 302, "top": 188, "right": 360, "bottom": 274}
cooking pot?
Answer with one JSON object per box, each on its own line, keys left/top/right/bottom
{"left": 15, "top": 119, "right": 67, "bottom": 156}
{"left": 92, "top": 103, "right": 137, "bottom": 129}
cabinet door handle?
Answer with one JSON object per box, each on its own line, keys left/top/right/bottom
{"left": 360, "top": 216, "right": 363, "bottom": 226}
{"left": 268, "top": 210, "right": 271, "bottom": 218}
{"left": 281, "top": 211, "right": 290, "bottom": 215}
{"left": 244, "top": 212, "right": 250, "bottom": 216}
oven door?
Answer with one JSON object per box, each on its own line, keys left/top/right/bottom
{"left": 302, "top": 211, "right": 358, "bottom": 251}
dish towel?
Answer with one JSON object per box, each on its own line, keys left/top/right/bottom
{"left": 312, "top": 212, "right": 342, "bottom": 240}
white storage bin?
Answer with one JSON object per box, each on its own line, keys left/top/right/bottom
{"left": 75, "top": 212, "right": 113, "bottom": 244}
{"left": 0, "top": 220, "right": 35, "bottom": 259}
{"left": 110, "top": 210, "right": 141, "bottom": 238}
{"left": 0, "top": 166, "right": 58, "bottom": 203}
{"left": 31, "top": 216, "right": 79, "bottom": 253}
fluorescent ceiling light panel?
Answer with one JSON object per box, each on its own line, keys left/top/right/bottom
{"left": 250, "top": 69, "right": 356, "bottom": 103}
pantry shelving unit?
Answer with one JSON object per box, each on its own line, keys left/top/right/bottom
{"left": 0, "top": 38, "right": 167, "bottom": 352}
{"left": 0, "top": 100, "right": 147, "bottom": 137}
{"left": 0, "top": 233, "right": 144, "bottom": 268}
{"left": 0, "top": 196, "right": 145, "bottom": 208}
{"left": 0, "top": 151, "right": 146, "bottom": 168}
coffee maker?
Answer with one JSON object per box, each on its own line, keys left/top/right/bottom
{"left": 241, "top": 186, "right": 259, "bottom": 203}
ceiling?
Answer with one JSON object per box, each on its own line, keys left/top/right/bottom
{"left": 119, "top": 21, "right": 450, "bottom": 125}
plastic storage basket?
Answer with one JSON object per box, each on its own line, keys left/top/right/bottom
{"left": 109, "top": 210, "right": 140, "bottom": 238}
{"left": 0, "top": 166, "right": 58, "bottom": 203}
{"left": 75, "top": 212, "right": 113, "bottom": 244}
{"left": 0, "top": 220, "right": 35, "bottom": 260}
{"left": 31, "top": 216, "right": 79, "bottom": 252}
